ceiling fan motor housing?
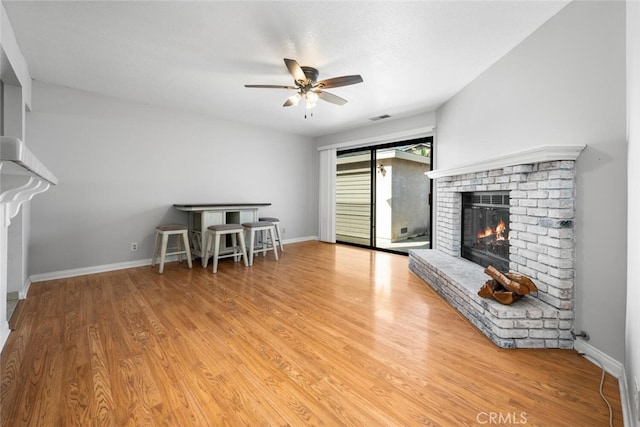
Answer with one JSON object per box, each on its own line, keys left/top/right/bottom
{"left": 300, "top": 66, "right": 319, "bottom": 86}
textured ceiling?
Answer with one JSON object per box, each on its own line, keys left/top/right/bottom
{"left": 3, "top": 1, "right": 570, "bottom": 138}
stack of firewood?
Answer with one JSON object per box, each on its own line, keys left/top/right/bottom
{"left": 478, "top": 265, "right": 538, "bottom": 305}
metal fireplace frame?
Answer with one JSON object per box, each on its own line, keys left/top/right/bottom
{"left": 461, "top": 191, "right": 510, "bottom": 271}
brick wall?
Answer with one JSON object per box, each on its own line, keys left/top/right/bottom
{"left": 435, "top": 161, "right": 576, "bottom": 313}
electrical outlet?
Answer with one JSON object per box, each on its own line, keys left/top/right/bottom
{"left": 282, "top": 227, "right": 286, "bottom": 234}
{"left": 131, "top": 242, "right": 138, "bottom": 252}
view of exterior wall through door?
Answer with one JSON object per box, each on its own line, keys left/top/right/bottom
{"left": 336, "top": 138, "right": 432, "bottom": 254}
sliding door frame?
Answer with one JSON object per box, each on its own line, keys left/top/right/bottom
{"left": 336, "top": 136, "right": 434, "bottom": 255}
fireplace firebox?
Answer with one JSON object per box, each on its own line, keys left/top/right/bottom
{"left": 461, "top": 192, "right": 510, "bottom": 271}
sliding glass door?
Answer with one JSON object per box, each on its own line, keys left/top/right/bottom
{"left": 336, "top": 149, "right": 373, "bottom": 246}
{"left": 336, "top": 137, "right": 433, "bottom": 254}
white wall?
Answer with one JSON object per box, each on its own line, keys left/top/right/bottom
{"left": 7, "top": 203, "right": 26, "bottom": 294}
{"left": 626, "top": 0, "right": 640, "bottom": 423}
{"left": 25, "top": 81, "right": 317, "bottom": 276}
{"left": 436, "top": 1, "right": 627, "bottom": 362}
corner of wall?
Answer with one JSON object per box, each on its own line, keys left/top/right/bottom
{"left": 0, "top": 320, "right": 9, "bottom": 350}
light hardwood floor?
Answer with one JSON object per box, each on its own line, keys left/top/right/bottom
{"left": 1, "top": 241, "right": 623, "bottom": 426}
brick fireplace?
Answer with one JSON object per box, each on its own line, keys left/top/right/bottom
{"left": 409, "top": 145, "right": 585, "bottom": 349}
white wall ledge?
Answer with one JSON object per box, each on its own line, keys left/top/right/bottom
{"left": 1, "top": 137, "right": 57, "bottom": 227}
{"left": 1, "top": 136, "right": 58, "bottom": 185}
{"left": 426, "top": 144, "right": 586, "bottom": 179}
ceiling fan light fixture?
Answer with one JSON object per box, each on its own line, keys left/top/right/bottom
{"left": 287, "top": 92, "right": 302, "bottom": 106}
{"left": 305, "top": 91, "right": 319, "bottom": 109}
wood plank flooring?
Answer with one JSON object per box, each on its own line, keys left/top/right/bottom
{"left": 1, "top": 241, "right": 623, "bottom": 426}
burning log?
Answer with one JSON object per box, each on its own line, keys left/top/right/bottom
{"left": 478, "top": 266, "right": 537, "bottom": 305}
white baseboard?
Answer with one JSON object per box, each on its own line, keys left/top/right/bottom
{"left": 574, "top": 338, "right": 634, "bottom": 426}
{"left": 28, "top": 236, "right": 319, "bottom": 283}
{"left": 0, "top": 320, "right": 10, "bottom": 351}
{"left": 282, "top": 236, "right": 318, "bottom": 244}
{"left": 574, "top": 338, "right": 624, "bottom": 377}
{"left": 29, "top": 258, "right": 157, "bottom": 283}
{"left": 618, "top": 369, "right": 636, "bottom": 427}
{"left": 18, "top": 277, "right": 31, "bottom": 300}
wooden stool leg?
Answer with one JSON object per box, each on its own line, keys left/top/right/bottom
{"left": 238, "top": 232, "right": 249, "bottom": 267}
{"left": 274, "top": 222, "right": 284, "bottom": 251}
{"left": 151, "top": 231, "right": 160, "bottom": 267}
{"left": 269, "top": 227, "right": 279, "bottom": 260}
{"left": 203, "top": 230, "right": 212, "bottom": 268}
{"left": 212, "top": 233, "right": 222, "bottom": 273}
{"left": 247, "top": 229, "right": 255, "bottom": 266}
{"left": 176, "top": 234, "right": 183, "bottom": 263}
{"left": 182, "top": 231, "right": 192, "bottom": 269}
{"left": 262, "top": 229, "right": 268, "bottom": 257}
{"left": 231, "top": 233, "right": 239, "bottom": 262}
{"left": 159, "top": 232, "right": 169, "bottom": 274}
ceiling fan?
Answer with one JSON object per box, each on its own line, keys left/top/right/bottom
{"left": 245, "top": 58, "right": 363, "bottom": 109}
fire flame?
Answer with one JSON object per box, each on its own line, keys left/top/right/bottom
{"left": 477, "top": 219, "right": 507, "bottom": 241}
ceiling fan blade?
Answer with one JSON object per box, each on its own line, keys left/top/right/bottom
{"left": 317, "top": 90, "right": 348, "bottom": 105}
{"left": 315, "top": 75, "right": 363, "bottom": 89}
{"left": 244, "top": 84, "right": 297, "bottom": 89}
{"left": 284, "top": 58, "right": 307, "bottom": 85}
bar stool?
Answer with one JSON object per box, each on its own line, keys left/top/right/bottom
{"left": 258, "top": 216, "right": 284, "bottom": 252}
{"left": 203, "top": 224, "right": 248, "bottom": 273}
{"left": 242, "top": 221, "right": 279, "bottom": 266}
{"left": 152, "top": 224, "right": 192, "bottom": 274}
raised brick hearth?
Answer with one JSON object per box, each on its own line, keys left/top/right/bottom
{"left": 409, "top": 146, "right": 585, "bottom": 349}
{"left": 410, "top": 250, "right": 572, "bottom": 348}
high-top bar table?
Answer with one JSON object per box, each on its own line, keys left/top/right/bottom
{"left": 174, "top": 203, "right": 271, "bottom": 265}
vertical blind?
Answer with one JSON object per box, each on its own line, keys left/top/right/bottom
{"left": 318, "top": 148, "right": 336, "bottom": 242}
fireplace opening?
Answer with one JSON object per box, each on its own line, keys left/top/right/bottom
{"left": 461, "top": 192, "right": 510, "bottom": 271}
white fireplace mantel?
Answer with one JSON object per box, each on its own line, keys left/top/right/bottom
{"left": 426, "top": 144, "right": 586, "bottom": 179}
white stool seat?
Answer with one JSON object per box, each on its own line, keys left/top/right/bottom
{"left": 258, "top": 216, "right": 284, "bottom": 252}
{"left": 242, "top": 221, "right": 279, "bottom": 266}
{"left": 152, "top": 224, "right": 193, "bottom": 274}
{"left": 203, "top": 224, "right": 248, "bottom": 273}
